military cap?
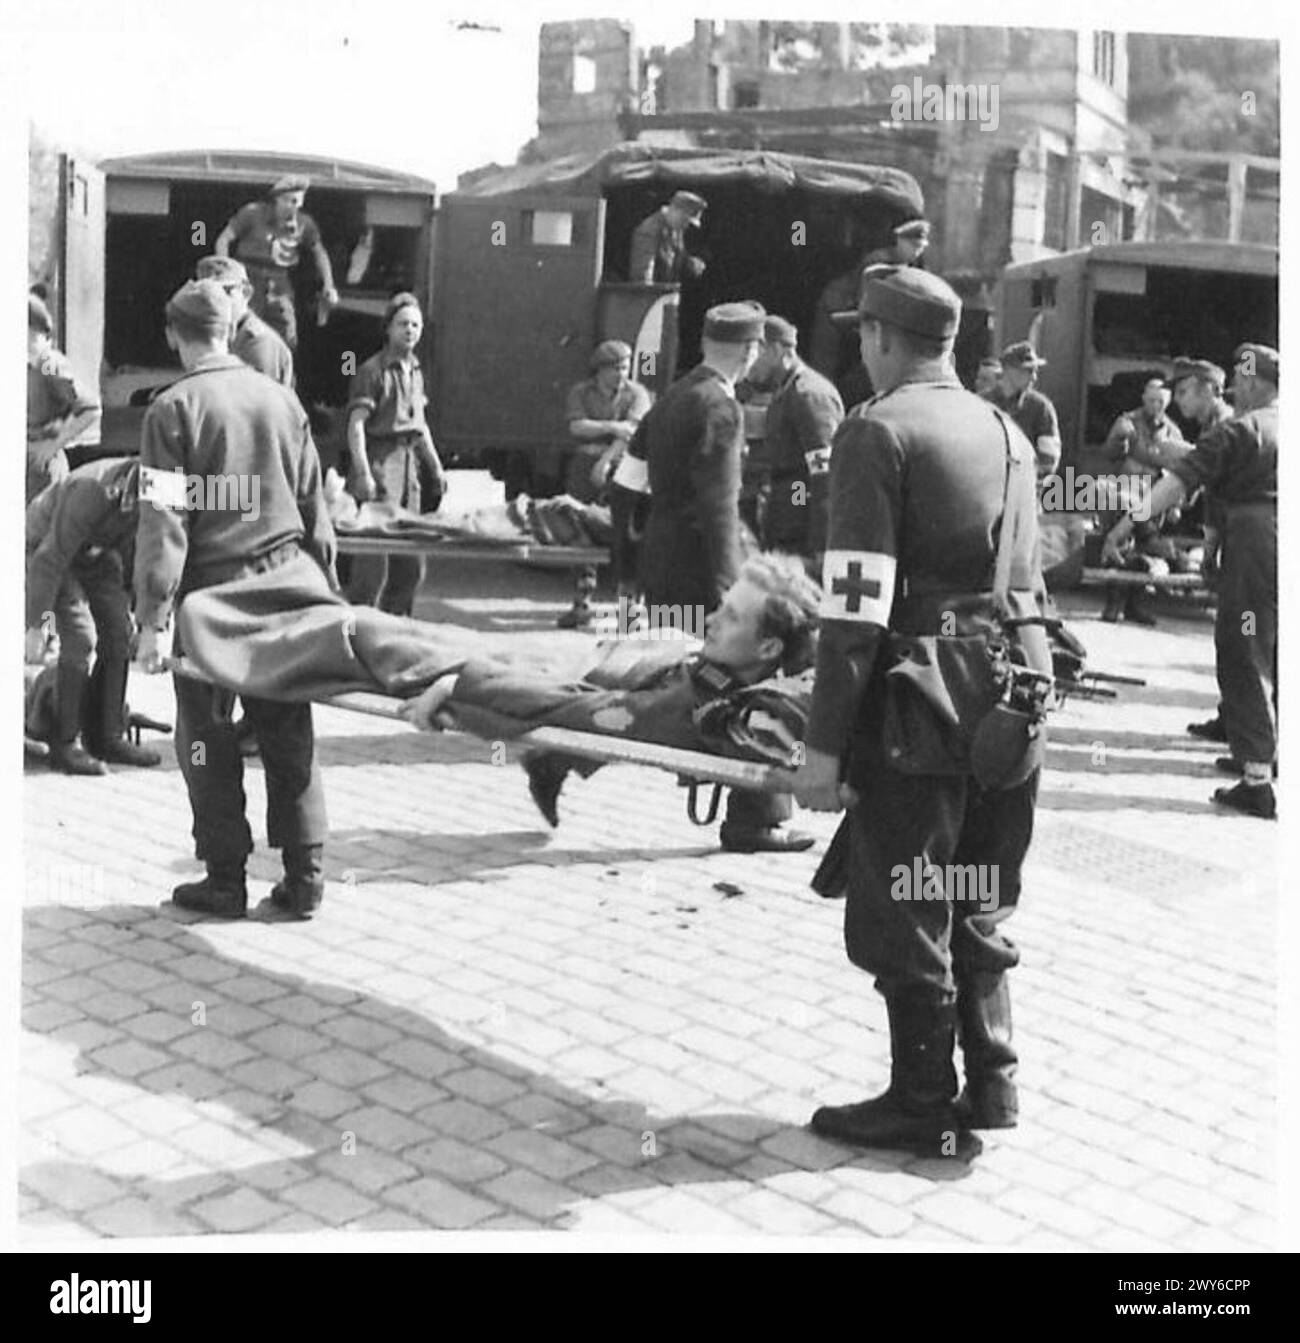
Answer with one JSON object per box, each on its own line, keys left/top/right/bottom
{"left": 763, "top": 315, "right": 798, "bottom": 346}
{"left": 1001, "top": 340, "right": 1047, "bottom": 369}
{"left": 703, "top": 300, "right": 766, "bottom": 344}
{"left": 165, "top": 278, "right": 232, "bottom": 333}
{"left": 591, "top": 338, "right": 632, "bottom": 369}
{"left": 196, "top": 255, "right": 250, "bottom": 286}
{"left": 670, "top": 190, "right": 707, "bottom": 218}
{"left": 28, "top": 293, "right": 53, "bottom": 335}
{"left": 1170, "top": 357, "right": 1225, "bottom": 391}
{"left": 894, "top": 218, "right": 932, "bottom": 239}
{"left": 1234, "top": 342, "right": 1278, "bottom": 384}
{"left": 832, "top": 264, "right": 961, "bottom": 339}
{"left": 382, "top": 291, "right": 422, "bottom": 327}
{"left": 270, "top": 174, "right": 310, "bottom": 196}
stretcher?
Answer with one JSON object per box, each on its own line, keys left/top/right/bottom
{"left": 335, "top": 532, "right": 609, "bottom": 625}
{"left": 1081, "top": 567, "right": 1210, "bottom": 592}
{"left": 168, "top": 658, "right": 790, "bottom": 805}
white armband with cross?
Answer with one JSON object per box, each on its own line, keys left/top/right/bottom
{"left": 820, "top": 550, "right": 896, "bottom": 625}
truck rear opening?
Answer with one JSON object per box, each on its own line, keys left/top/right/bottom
{"left": 1086, "top": 265, "right": 1278, "bottom": 443}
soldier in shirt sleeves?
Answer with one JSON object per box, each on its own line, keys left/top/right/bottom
{"left": 784, "top": 266, "right": 1051, "bottom": 1155}
{"left": 133, "top": 280, "right": 338, "bottom": 920}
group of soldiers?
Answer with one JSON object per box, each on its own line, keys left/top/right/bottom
{"left": 23, "top": 167, "right": 1279, "bottom": 1157}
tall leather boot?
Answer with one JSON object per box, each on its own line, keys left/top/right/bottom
{"left": 51, "top": 657, "right": 106, "bottom": 775}
{"left": 810, "top": 990, "right": 977, "bottom": 1157}
{"left": 1101, "top": 585, "right": 1125, "bottom": 623}
{"left": 954, "top": 968, "right": 1018, "bottom": 1129}
{"left": 1123, "top": 588, "right": 1157, "bottom": 627}
{"left": 87, "top": 656, "right": 161, "bottom": 767}
{"left": 173, "top": 863, "right": 248, "bottom": 918}
{"left": 271, "top": 844, "right": 325, "bottom": 919}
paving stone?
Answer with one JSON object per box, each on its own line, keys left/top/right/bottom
{"left": 387, "top": 1177, "right": 503, "bottom": 1229}
{"left": 83, "top": 1198, "right": 201, "bottom": 1238}
{"left": 191, "top": 1187, "right": 283, "bottom": 1233}
{"left": 281, "top": 1176, "right": 380, "bottom": 1226}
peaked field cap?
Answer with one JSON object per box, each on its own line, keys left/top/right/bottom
{"left": 977, "top": 357, "right": 1003, "bottom": 371}
{"left": 764, "top": 315, "right": 798, "bottom": 345}
{"left": 196, "top": 255, "right": 249, "bottom": 285}
{"left": 832, "top": 264, "right": 961, "bottom": 339}
{"left": 591, "top": 338, "right": 632, "bottom": 368}
{"left": 1234, "top": 342, "right": 1278, "bottom": 383}
{"left": 1001, "top": 340, "right": 1047, "bottom": 369}
{"left": 165, "top": 278, "right": 232, "bottom": 332}
{"left": 1171, "top": 356, "right": 1226, "bottom": 389}
{"left": 28, "top": 293, "right": 54, "bottom": 334}
{"left": 270, "top": 174, "right": 310, "bottom": 195}
{"left": 670, "top": 190, "right": 707, "bottom": 215}
{"left": 894, "top": 218, "right": 932, "bottom": 238}
{"left": 704, "top": 300, "right": 766, "bottom": 343}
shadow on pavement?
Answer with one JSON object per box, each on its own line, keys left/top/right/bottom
{"left": 22, "top": 903, "right": 978, "bottom": 1239}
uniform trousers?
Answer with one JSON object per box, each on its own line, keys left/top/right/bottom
{"left": 346, "top": 432, "right": 426, "bottom": 616}
{"left": 1215, "top": 503, "right": 1277, "bottom": 764}
{"left": 845, "top": 747, "right": 1037, "bottom": 1000}
{"left": 48, "top": 553, "right": 131, "bottom": 745}
{"left": 173, "top": 547, "right": 328, "bottom": 868}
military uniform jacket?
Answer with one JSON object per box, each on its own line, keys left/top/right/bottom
{"left": 760, "top": 358, "right": 844, "bottom": 554}
{"left": 639, "top": 364, "right": 745, "bottom": 612}
{"left": 134, "top": 353, "right": 336, "bottom": 629}
{"left": 628, "top": 208, "right": 689, "bottom": 284}
{"left": 232, "top": 310, "right": 295, "bottom": 387}
{"left": 26, "top": 457, "right": 140, "bottom": 628}
{"left": 806, "top": 376, "right": 1046, "bottom": 756}
{"left": 1169, "top": 404, "right": 1277, "bottom": 508}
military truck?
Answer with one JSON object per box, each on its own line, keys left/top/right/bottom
{"left": 995, "top": 241, "right": 1279, "bottom": 471}
{"left": 31, "top": 147, "right": 438, "bottom": 462}
{"left": 432, "top": 142, "right": 923, "bottom": 493}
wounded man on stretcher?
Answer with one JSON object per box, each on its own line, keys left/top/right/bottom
{"left": 177, "top": 550, "right": 819, "bottom": 835}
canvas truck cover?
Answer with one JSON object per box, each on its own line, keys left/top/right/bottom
{"left": 452, "top": 142, "right": 924, "bottom": 214}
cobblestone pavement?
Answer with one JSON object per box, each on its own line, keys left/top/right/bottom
{"left": 21, "top": 546, "right": 1278, "bottom": 1246}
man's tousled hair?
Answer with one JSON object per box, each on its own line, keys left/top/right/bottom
{"left": 740, "top": 551, "right": 821, "bottom": 674}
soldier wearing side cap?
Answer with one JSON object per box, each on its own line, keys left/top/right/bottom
{"left": 215, "top": 174, "right": 338, "bottom": 350}
{"left": 637, "top": 300, "right": 811, "bottom": 855}
{"left": 196, "top": 255, "right": 294, "bottom": 387}
{"left": 785, "top": 265, "right": 1051, "bottom": 1156}
{"left": 745, "top": 315, "right": 844, "bottom": 564}
{"left": 1105, "top": 344, "right": 1278, "bottom": 819}
{"left": 133, "top": 279, "right": 338, "bottom": 920}
{"left": 628, "top": 190, "right": 708, "bottom": 285}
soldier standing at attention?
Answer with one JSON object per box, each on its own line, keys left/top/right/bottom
{"left": 133, "top": 280, "right": 338, "bottom": 919}
{"left": 786, "top": 266, "right": 1051, "bottom": 1154}
{"left": 196, "top": 255, "right": 294, "bottom": 387}
{"left": 344, "top": 292, "right": 446, "bottom": 616}
{"left": 1105, "top": 344, "right": 1278, "bottom": 819}
{"left": 27, "top": 294, "right": 100, "bottom": 503}
{"left": 995, "top": 341, "right": 1061, "bottom": 481}
{"left": 747, "top": 315, "right": 844, "bottom": 565}
{"left": 215, "top": 175, "right": 339, "bottom": 350}
{"left": 628, "top": 190, "right": 708, "bottom": 285}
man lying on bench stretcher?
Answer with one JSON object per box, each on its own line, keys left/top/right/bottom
{"left": 177, "top": 552, "right": 819, "bottom": 853}
{"left": 400, "top": 552, "right": 818, "bottom": 838}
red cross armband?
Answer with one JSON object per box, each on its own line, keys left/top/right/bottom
{"left": 803, "top": 446, "right": 832, "bottom": 477}
{"left": 820, "top": 550, "right": 895, "bottom": 625}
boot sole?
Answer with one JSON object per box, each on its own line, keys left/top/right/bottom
{"left": 810, "top": 1109, "right": 982, "bottom": 1159}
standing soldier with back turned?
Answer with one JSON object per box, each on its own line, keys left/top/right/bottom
{"left": 787, "top": 265, "right": 1052, "bottom": 1156}
{"left": 133, "top": 280, "right": 338, "bottom": 920}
